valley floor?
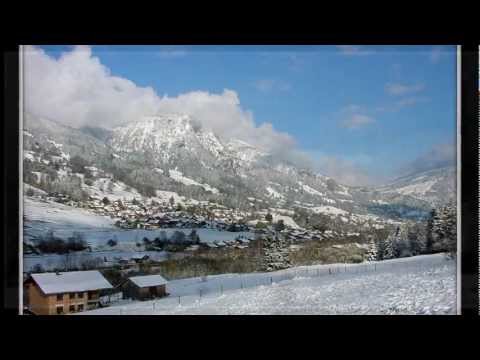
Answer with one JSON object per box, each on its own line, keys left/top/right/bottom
{"left": 82, "top": 253, "right": 456, "bottom": 315}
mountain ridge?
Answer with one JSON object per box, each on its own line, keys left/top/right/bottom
{"left": 23, "top": 112, "right": 455, "bottom": 222}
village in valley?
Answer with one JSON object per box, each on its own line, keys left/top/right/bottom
{"left": 22, "top": 181, "right": 457, "bottom": 315}
{"left": 21, "top": 45, "right": 458, "bottom": 315}
{"left": 21, "top": 122, "right": 457, "bottom": 315}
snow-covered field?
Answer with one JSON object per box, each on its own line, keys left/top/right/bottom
{"left": 82, "top": 254, "right": 456, "bottom": 315}
{"left": 169, "top": 169, "right": 219, "bottom": 194}
{"left": 24, "top": 198, "right": 115, "bottom": 238}
{"left": 84, "top": 178, "right": 142, "bottom": 201}
{"left": 393, "top": 180, "right": 437, "bottom": 197}
{"left": 311, "top": 205, "right": 348, "bottom": 216}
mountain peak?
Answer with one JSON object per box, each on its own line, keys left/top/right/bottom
{"left": 135, "top": 113, "right": 194, "bottom": 129}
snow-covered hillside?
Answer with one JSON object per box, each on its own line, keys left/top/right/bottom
{"left": 22, "top": 111, "right": 454, "bottom": 224}
{"left": 82, "top": 254, "right": 456, "bottom": 315}
{"left": 24, "top": 198, "right": 115, "bottom": 230}
{"left": 377, "top": 167, "right": 455, "bottom": 206}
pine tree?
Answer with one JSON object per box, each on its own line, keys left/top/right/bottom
{"left": 407, "top": 223, "right": 425, "bottom": 256}
{"left": 265, "top": 213, "right": 273, "bottom": 223}
{"left": 262, "top": 234, "right": 291, "bottom": 271}
{"left": 382, "top": 232, "right": 395, "bottom": 260}
{"left": 432, "top": 202, "right": 457, "bottom": 256}
{"left": 274, "top": 219, "right": 285, "bottom": 232}
{"left": 425, "top": 208, "right": 436, "bottom": 254}
{"left": 365, "top": 234, "right": 378, "bottom": 262}
{"left": 393, "top": 225, "right": 410, "bottom": 258}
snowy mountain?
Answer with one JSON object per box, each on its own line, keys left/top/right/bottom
{"left": 376, "top": 166, "right": 456, "bottom": 207}
{"left": 109, "top": 114, "right": 268, "bottom": 170}
{"left": 22, "top": 112, "right": 455, "bottom": 223}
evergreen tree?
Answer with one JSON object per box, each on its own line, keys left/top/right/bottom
{"left": 407, "top": 222, "right": 425, "bottom": 256}
{"left": 384, "top": 237, "right": 395, "bottom": 259}
{"left": 365, "top": 234, "right": 378, "bottom": 262}
{"left": 425, "top": 208, "right": 436, "bottom": 254}
{"left": 274, "top": 219, "right": 285, "bottom": 232}
{"left": 393, "top": 225, "right": 411, "bottom": 258}
{"left": 432, "top": 202, "right": 457, "bottom": 256}
{"left": 265, "top": 213, "right": 273, "bottom": 223}
{"left": 379, "top": 231, "right": 395, "bottom": 260}
{"left": 262, "top": 234, "right": 291, "bottom": 271}
{"left": 376, "top": 235, "right": 387, "bottom": 260}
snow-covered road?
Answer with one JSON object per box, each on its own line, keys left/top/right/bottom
{"left": 83, "top": 254, "right": 457, "bottom": 315}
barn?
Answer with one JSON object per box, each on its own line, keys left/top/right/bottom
{"left": 123, "top": 274, "right": 168, "bottom": 300}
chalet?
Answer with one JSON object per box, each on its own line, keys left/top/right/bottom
{"left": 122, "top": 275, "right": 168, "bottom": 300}
{"left": 24, "top": 270, "right": 113, "bottom": 315}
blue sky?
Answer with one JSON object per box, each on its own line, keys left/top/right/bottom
{"left": 37, "top": 45, "right": 457, "bottom": 185}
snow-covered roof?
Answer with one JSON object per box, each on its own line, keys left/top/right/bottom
{"left": 129, "top": 275, "right": 168, "bottom": 288}
{"left": 30, "top": 271, "right": 113, "bottom": 295}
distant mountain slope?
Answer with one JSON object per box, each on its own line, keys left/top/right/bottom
{"left": 376, "top": 166, "right": 456, "bottom": 206}
{"left": 22, "top": 112, "right": 455, "bottom": 222}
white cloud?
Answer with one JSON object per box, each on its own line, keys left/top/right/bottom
{"left": 155, "top": 46, "right": 189, "bottom": 59}
{"left": 398, "top": 142, "right": 456, "bottom": 176}
{"left": 155, "top": 89, "right": 295, "bottom": 153}
{"left": 336, "top": 45, "right": 373, "bottom": 56}
{"left": 287, "top": 53, "right": 306, "bottom": 71}
{"left": 310, "top": 152, "right": 381, "bottom": 186}
{"left": 375, "top": 96, "right": 430, "bottom": 113}
{"left": 23, "top": 45, "right": 295, "bottom": 155}
{"left": 385, "top": 82, "right": 425, "bottom": 96}
{"left": 254, "top": 79, "right": 291, "bottom": 93}
{"left": 341, "top": 104, "right": 364, "bottom": 113}
{"left": 24, "top": 45, "right": 162, "bottom": 130}
{"left": 429, "top": 46, "right": 448, "bottom": 64}
{"left": 394, "top": 96, "right": 430, "bottom": 107}
{"left": 340, "top": 114, "right": 375, "bottom": 129}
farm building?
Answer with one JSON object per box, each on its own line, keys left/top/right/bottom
{"left": 24, "top": 270, "right": 113, "bottom": 315}
{"left": 122, "top": 274, "right": 168, "bottom": 300}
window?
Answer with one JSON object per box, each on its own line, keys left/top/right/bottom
{"left": 56, "top": 294, "right": 64, "bottom": 301}
{"left": 56, "top": 306, "right": 63, "bottom": 314}
{"left": 69, "top": 305, "right": 75, "bottom": 312}
{"left": 88, "top": 291, "right": 96, "bottom": 300}
{"left": 77, "top": 292, "right": 84, "bottom": 298}
{"left": 69, "top": 293, "right": 75, "bottom": 299}
{"left": 77, "top": 304, "right": 84, "bottom": 312}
